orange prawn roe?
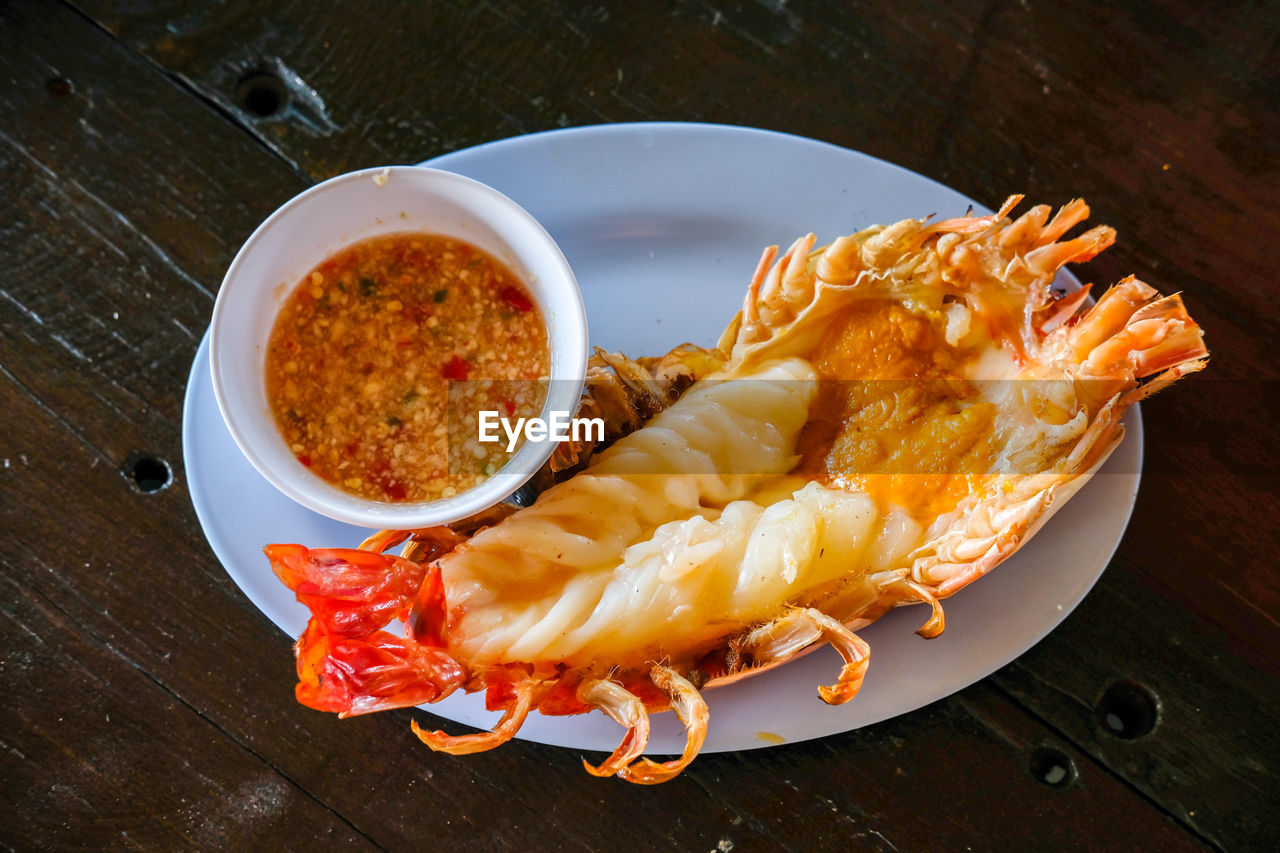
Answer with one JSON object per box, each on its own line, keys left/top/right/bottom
{"left": 265, "top": 232, "right": 549, "bottom": 503}
{"left": 799, "top": 301, "right": 996, "bottom": 519}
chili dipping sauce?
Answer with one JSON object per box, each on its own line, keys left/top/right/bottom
{"left": 265, "top": 232, "right": 550, "bottom": 503}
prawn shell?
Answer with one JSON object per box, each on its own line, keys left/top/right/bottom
{"left": 691, "top": 430, "right": 1124, "bottom": 697}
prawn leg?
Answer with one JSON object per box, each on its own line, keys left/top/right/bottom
{"left": 411, "top": 678, "right": 540, "bottom": 756}
{"left": 881, "top": 579, "right": 946, "bottom": 639}
{"left": 617, "top": 666, "right": 708, "bottom": 785}
{"left": 577, "top": 679, "right": 653, "bottom": 777}
{"left": 742, "top": 608, "right": 871, "bottom": 705}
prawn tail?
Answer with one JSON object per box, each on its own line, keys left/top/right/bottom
{"left": 295, "top": 620, "right": 466, "bottom": 716}
{"left": 265, "top": 543, "right": 467, "bottom": 716}
{"left": 265, "top": 543, "right": 427, "bottom": 636}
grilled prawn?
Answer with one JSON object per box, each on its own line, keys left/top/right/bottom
{"left": 267, "top": 196, "right": 1207, "bottom": 783}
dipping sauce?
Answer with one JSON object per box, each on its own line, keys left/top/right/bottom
{"left": 265, "top": 232, "right": 550, "bottom": 502}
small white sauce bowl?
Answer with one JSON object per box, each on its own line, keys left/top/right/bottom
{"left": 210, "top": 166, "right": 587, "bottom": 529}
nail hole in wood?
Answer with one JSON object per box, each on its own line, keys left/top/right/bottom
{"left": 122, "top": 453, "right": 172, "bottom": 494}
{"left": 1096, "top": 680, "right": 1159, "bottom": 739}
{"left": 1028, "top": 746, "right": 1076, "bottom": 788}
{"left": 235, "top": 71, "right": 288, "bottom": 117}
{"left": 47, "top": 78, "right": 74, "bottom": 99}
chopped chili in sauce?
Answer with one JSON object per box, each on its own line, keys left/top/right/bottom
{"left": 265, "top": 232, "right": 549, "bottom": 503}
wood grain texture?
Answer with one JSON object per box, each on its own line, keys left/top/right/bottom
{"left": 2, "top": 532, "right": 375, "bottom": 850}
{"left": 3, "top": 0, "right": 1277, "bottom": 849}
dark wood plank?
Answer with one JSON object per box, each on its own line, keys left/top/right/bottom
{"left": 675, "top": 680, "right": 1209, "bottom": 853}
{"left": 3, "top": 0, "right": 1276, "bottom": 849}
{"left": 0, "top": 6, "right": 308, "bottom": 455}
{"left": 992, "top": 549, "right": 1280, "bottom": 850}
{"left": 65, "top": 0, "right": 1280, "bottom": 848}
{"left": 70, "top": 0, "right": 1006, "bottom": 178}
{"left": 1, "top": 557, "right": 375, "bottom": 850}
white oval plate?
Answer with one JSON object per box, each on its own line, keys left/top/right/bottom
{"left": 184, "top": 123, "right": 1141, "bottom": 755}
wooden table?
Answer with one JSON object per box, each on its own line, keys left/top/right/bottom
{"left": 3, "top": 2, "right": 1276, "bottom": 849}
